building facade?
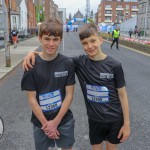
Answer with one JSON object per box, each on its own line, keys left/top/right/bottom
{"left": 25, "top": 0, "right": 36, "bottom": 31}
{"left": 42, "top": 0, "right": 58, "bottom": 21}
{"left": 17, "top": 0, "right": 28, "bottom": 36}
{"left": 97, "top": 0, "right": 138, "bottom": 25}
{"left": 137, "top": 0, "right": 150, "bottom": 36}
{"left": 58, "top": 8, "right": 66, "bottom": 24}
{"left": 0, "top": 0, "right": 4, "bottom": 38}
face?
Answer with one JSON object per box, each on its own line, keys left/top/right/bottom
{"left": 39, "top": 35, "right": 61, "bottom": 55}
{"left": 80, "top": 34, "right": 103, "bottom": 58}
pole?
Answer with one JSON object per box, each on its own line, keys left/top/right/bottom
{"left": 144, "top": 2, "right": 147, "bottom": 37}
{"left": 2, "top": 0, "right": 11, "bottom": 67}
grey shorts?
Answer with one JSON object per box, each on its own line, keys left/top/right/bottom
{"left": 33, "top": 118, "right": 75, "bottom": 150}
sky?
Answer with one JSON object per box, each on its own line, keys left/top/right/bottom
{"left": 53, "top": 0, "right": 101, "bottom": 18}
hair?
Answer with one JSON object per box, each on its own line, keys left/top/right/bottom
{"left": 39, "top": 17, "right": 63, "bottom": 39}
{"left": 79, "top": 23, "right": 99, "bottom": 40}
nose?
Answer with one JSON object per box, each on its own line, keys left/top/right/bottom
{"left": 48, "top": 40, "right": 54, "bottom": 46}
{"left": 87, "top": 42, "right": 92, "bottom": 48}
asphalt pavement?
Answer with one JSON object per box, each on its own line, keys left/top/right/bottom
{"left": 0, "top": 32, "right": 150, "bottom": 149}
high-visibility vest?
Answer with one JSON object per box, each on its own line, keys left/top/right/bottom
{"left": 113, "top": 30, "right": 120, "bottom": 38}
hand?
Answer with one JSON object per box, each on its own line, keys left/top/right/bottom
{"left": 41, "top": 120, "right": 60, "bottom": 138}
{"left": 118, "top": 124, "right": 130, "bottom": 143}
{"left": 47, "top": 130, "right": 60, "bottom": 139}
{"left": 41, "top": 120, "right": 58, "bottom": 135}
{"left": 22, "top": 51, "right": 35, "bottom": 71}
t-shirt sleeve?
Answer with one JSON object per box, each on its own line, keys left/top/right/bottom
{"left": 21, "top": 69, "right": 36, "bottom": 91}
{"left": 71, "top": 56, "right": 80, "bottom": 67}
{"left": 66, "top": 60, "right": 76, "bottom": 86}
{"left": 114, "top": 63, "right": 126, "bottom": 89}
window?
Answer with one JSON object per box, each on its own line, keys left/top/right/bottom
{"left": 117, "top": 10, "right": 122, "bottom": 15}
{"left": 132, "top": 6, "right": 137, "bottom": 9}
{"left": 105, "top": 10, "right": 111, "bottom": 14}
{"left": 126, "top": 5, "right": 129, "bottom": 9}
{"left": 106, "top": 5, "right": 111, "bottom": 8}
{"left": 105, "top": 16, "right": 111, "bottom": 20}
{"left": 132, "top": 12, "right": 137, "bottom": 15}
{"left": 12, "top": 16, "right": 16, "bottom": 24}
{"left": 116, "top": 5, "right": 122, "bottom": 8}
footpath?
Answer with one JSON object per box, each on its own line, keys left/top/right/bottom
{"left": 0, "top": 36, "right": 40, "bottom": 80}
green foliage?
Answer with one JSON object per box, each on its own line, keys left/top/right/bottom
{"left": 35, "top": 5, "right": 45, "bottom": 23}
{"left": 87, "top": 18, "right": 94, "bottom": 23}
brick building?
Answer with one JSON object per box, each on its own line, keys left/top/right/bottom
{"left": 97, "top": 0, "right": 138, "bottom": 25}
{"left": 25, "top": 0, "right": 36, "bottom": 30}
{"left": 42, "top": 0, "right": 58, "bottom": 21}
{"left": 137, "top": 0, "right": 150, "bottom": 36}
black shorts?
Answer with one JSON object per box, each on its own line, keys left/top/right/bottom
{"left": 88, "top": 119, "right": 123, "bottom": 145}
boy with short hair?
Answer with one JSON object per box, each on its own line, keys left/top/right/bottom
{"left": 21, "top": 18, "right": 75, "bottom": 150}
{"left": 23, "top": 23, "right": 130, "bottom": 150}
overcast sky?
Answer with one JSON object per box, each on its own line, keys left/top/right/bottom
{"left": 53, "top": 0, "right": 101, "bottom": 18}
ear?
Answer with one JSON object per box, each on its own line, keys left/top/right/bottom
{"left": 99, "top": 36, "right": 103, "bottom": 45}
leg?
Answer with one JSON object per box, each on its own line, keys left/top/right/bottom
{"left": 116, "top": 38, "right": 119, "bottom": 49}
{"left": 92, "top": 143, "right": 103, "bottom": 150}
{"left": 106, "top": 141, "right": 118, "bottom": 150}
{"left": 111, "top": 39, "right": 115, "bottom": 48}
{"left": 33, "top": 125, "right": 55, "bottom": 150}
{"left": 56, "top": 118, "right": 75, "bottom": 150}
{"left": 89, "top": 119, "right": 109, "bottom": 150}
{"left": 106, "top": 120, "right": 123, "bottom": 150}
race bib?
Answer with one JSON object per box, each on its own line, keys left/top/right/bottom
{"left": 39, "top": 90, "right": 62, "bottom": 112}
{"left": 86, "top": 85, "right": 109, "bottom": 103}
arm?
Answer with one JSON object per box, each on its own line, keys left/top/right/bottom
{"left": 112, "top": 31, "right": 114, "bottom": 37}
{"left": 117, "top": 86, "right": 130, "bottom": 142}
{"left": 42, "top": 85, "right": 74, "bottom": 132}
{"left": 26, "top": 91, "right": 47, "bottom": 126}
{"left": 23, "top": 50, "right": 41, "bottom": 71}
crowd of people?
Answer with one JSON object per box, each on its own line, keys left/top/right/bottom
{"left": 128, "top": 28, "right": 141, "bottom": 39}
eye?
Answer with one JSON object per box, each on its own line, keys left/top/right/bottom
{"left": 91, "top": 39, "right": 96, "bottom": 43}
{"left": 81, "top": 42, "right": 87, "bottom": 45}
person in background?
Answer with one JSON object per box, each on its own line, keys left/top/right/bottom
{"left": 111, "top": 27, "right": 120, "bottom": 50}
{"left": 11, "top": 27, "right": 19, "bottom": 49}
{"left": 137, "top": 28, "right": 141, "bottom": 39}
{"left": 128, "top": 29, "right": 133, "bottom": 38}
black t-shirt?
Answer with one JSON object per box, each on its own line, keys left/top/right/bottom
{"left": 72, "top": 55, "right": 125, "bottom": 122}
{"left": 21, "top": 53, "right": 76, "bottom": 127}
{"left": 11, "top": 30, "right": 19, "bottom": 37}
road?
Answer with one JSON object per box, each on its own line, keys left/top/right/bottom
{"left": 0, "top": 32, "right": 150, "bottom": 150}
